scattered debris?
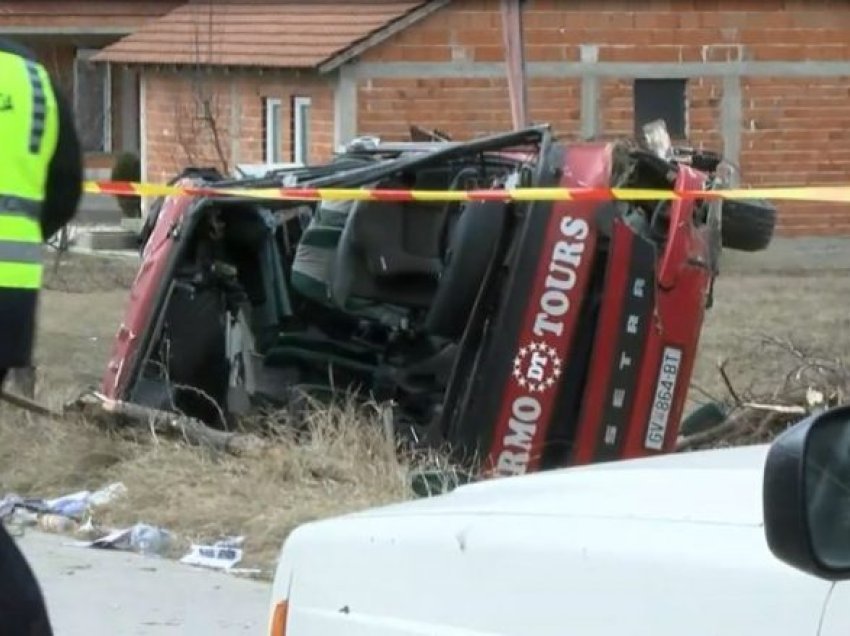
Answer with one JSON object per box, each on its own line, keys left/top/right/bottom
{"left": 1, "top": 494, "right": 54, "bottom": 522}
{"left": 90, "top": 482, "right": 129, "bottom": 508}
{"left": 67, "top": 526, "right": 130, "bottom": 550}
{"left": 38, "top": 513, "right": 78, "bottom": 534}
{"left": 2, "top": 482, "right": 256, "bottom": 571}
{"left": 43, "top": 482, "right": 127, "bottom": 520}
{"left": 130, "top": 523, "right": 174, "bottom": 555}
{"left": 70, "top": 522, "right": 174, "bottom": 556}
{"left": 180, "top": 536, "right": 244, "bottom": 571}
{"left": 9, "top": 507, "right": 39, "bottom": 528}
{"left": 1, "top": 481, "right": 128, "bottom": 541}
{"left": 46, "top": 490, "right": 94, "bottom": 519}
{"left": 1, "top": 482, "right": 135, "bottom": 548}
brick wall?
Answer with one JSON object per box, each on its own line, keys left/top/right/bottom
{"left": 359, "top": 78, "right": 511, "bottom": 139}
{"left": 135, "top": 0, "right": 850, "bottom": 234}
{"left": 355, "top": 0, "right": 850, "bottom": 235}
{"left": 599, "top": 80, "right": 631, "bottom": 138}
{"left": 358, "top": 76, "right": 580, "bottom": 140}
{"left": 356, "top": 0, "right": 582, "bottom": 140}
{"left": 741, "top": 76, "right": 850, "bottom": 234}
{"left": 355, "top": 0, "right": 747, "bottom": 143}
{"left": 143, "top": 70, "right": 334, "bottom": 185}
{"left": 597, "top": 78, "right": 723, "bottom": 149}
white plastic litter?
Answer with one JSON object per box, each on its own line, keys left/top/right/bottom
{"left": 69, "top": 522, "right": 173, "bottom": 556}
{"left": 43, "top": 481, "right": 127, "bottom": 519}
{"left": 90, "top": 482, "right": 128, "bottom": 507}
{"left": 180, "top": 536, "right": 245, "bottom": 571}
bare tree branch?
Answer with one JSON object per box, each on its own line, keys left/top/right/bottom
{"left": 718, "top": 358, "right": 743, "bottom": 406}
{"left": 677, "top": 410, "right": 747, "bottom": 451}
{"left": 173, "top": 0, "right": 229, "bottom": 174}
{"left": 71, "top": 392, "right": 265, "bottom": 457}
{"left": 680, "top": 334, "right": 850, "bottom": 452}
{"left": 688, "top": 382, "right": 724, "bottom": 405}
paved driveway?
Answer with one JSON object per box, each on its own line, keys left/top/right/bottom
{"left": 16, "top": 530, "right": 271, "bottom": 635}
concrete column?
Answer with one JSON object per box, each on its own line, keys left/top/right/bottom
{"left": 230, "top": 78, "right": 242, "bottom": 171}
{"left": 579, "top": 45, "right": 600, "bottom": 139}
{"left": 333, "top": 63, "right": 358, "bottom": 151}
{"left": 138, "top": 74, "right": 150, "bottom": 217}
{"left": 721, "top": 74, "right": 742, "bottom": 184}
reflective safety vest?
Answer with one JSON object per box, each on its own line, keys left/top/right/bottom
{"left": 0, "top": 50, "right": 58, "bottom": 291}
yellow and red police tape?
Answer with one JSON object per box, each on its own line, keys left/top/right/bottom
{"left": 83, "top": 180, "right": 850, "bottom": 203}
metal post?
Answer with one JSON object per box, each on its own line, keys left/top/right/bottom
{"left": 501, "top": 0, "right": 528, "bottom": 130}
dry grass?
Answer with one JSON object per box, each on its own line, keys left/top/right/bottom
{"left": 1, "top": 249, "right": 848, "bottom": 577}
{"left": 0, "top": 398, "right": 421, "bottom": 574}
{"left": 2, "top": 253, "right": 422, "bottom": 576}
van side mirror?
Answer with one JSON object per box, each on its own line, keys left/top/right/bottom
{"left": 764, "top": 404, "right": 850, "bottom": 580}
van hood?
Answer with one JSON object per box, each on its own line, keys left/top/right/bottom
{"left": 355, "top": 444, "right": 770, "bottom": 527}
{"left": 272, "top": 446, "right": 832, "bottom": 636}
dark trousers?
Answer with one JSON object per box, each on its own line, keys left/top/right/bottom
{"left": 0, "top": 367, "right": 54, "bottom": 635}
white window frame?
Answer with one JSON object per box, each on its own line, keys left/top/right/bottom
{"left": 73, "top": 48, "right": 112, "bottom": 153}
{"left": 264, "top": 97, "right": 282, "bottom": 164}
{"left": 292, "top": 96, "right": 311, "bottom": 165}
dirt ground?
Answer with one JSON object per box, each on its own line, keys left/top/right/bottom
{"left": 34, "top": 254, "right": 137, "bottom": 403}
{"left": 690, "top": 258, "right": 850, "bottom": 408}
{"left": 1, "top": 253, "right": 419, "bottom": 575}
{"left": 1, "top": 246, "right": 849, "bottom": 576}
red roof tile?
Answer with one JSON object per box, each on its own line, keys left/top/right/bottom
{"left": 94, "top": 1, "right": 433, "bottom": 69}
{"left": 0, "top": 2, "right": 179, "bottom": 29}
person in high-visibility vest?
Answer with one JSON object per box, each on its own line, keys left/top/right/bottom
{"left": 0, "top": 37, "right": 82, "bottom": 635}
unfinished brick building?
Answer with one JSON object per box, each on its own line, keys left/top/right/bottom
{"left": 7, "top": 0, "right": 850, "bottom": 234}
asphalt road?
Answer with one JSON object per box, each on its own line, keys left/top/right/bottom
{"left": 14, "top": 530, "right": 272, "bottom": 635}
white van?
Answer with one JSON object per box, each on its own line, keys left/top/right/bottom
{"left": 266, "top": 405, "right": 850, "bottom": 635}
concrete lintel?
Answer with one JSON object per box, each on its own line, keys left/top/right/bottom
{"left": 355, "top": 60, "right": 850, "bottom": 79}
{"left": 129, "top": 65, "right": 323, "bottom": 80}
{"left": 0, "top": 26, "right": 137, "bottom": 35}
